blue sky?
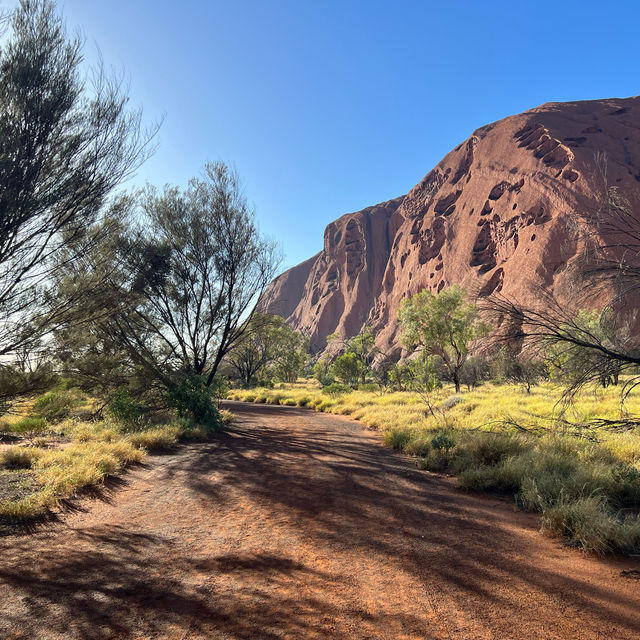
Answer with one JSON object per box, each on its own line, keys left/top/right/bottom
{"left": 31, "top": 1, "right": 640, "bottom": 270}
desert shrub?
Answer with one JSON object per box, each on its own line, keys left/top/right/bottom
{"left": 322, "top": 383, "right": 352, "bottom": 396}
{"left": 109, "top": 388, "right": 146, "bottom": 427}
{"left": 167, "top": 374, "right": 221, "bottom": 431}
{"left": 219, "top": 409, "right": 235, "bottom": 425}
{"left": 402, "top": 432, "right": 434, "bottom": 457}
{"left": 457, "top": 432, "right": 527, "bottom": 467}
{"left": 0, "top": 446, "right": 44, "bottom": 469}
{"left": 10, "top": 417, "right": 48, "bottom": 441}
{"left": 31, "top": 390, "right": 81, "bottom": 423}
{"left": 417, "top": 449, "right": 450, "bottom": 472}
{"left": 255, "top": 377, "right": 274, "bottom": 389}
{"left": 383, "top": 427, "right": 412, "bottom": 450}
{"left": 430, "top": 430, "right": 456, "bottom": 453}
{"left": 540, "top": 493, "right": 640, "bottom": 555}
{"left": 265, "top": 393, "right": 285, "bottom": 405}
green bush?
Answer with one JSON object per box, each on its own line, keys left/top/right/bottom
{"left": 109, "top": 388, "right": 146, "bottom": 427}
{"left": 31, "top": 390, "right": 81, "bottom": 423}
{"left": 321, "top": 383, "right": 352, "bottom": 396}
{"left": 167, "top": 374, "right": 221, "bottom": 431}
{"left": 10, "top": 417, "right": 48, "bottom": 441}
{"left": 383, "top": 427, "right": 412, "bottom": 450}
{"left": 430, "top": 430, "right": 456, "bottom": 452}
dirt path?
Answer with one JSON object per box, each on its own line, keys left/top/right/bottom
{"left": 1, "top": 402, "right": 639, "bottom": 639}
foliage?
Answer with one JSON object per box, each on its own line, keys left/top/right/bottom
{"left": 167, "top": 374, "right": 222, "bottom": 430}
{"left": 108, "top": 388, "right": 146, "bottom": 427}
{"left": 0, "top": 363, "right": 58, "bottom": 416}
{"left": 327, "top": 327, "right": 377, "bottom": 383}
{"left": 330, "top": 352, "right": 365, "bottom": 387}
{"left": 31, "top": 390, "right": 81, "bottom": 423}
{"left": 486, "top": 297, "right": 637, "bottom": 402}
{"left": 313, "top": 358, "right": 334, "bottom": 387}
{"left": 54, "top": 163, "right": 279, "bottom": 400}
{"left": 10, "top": 417, "right": 48, "bottom": 442}
{"left": 545, "top": 310, "right": 622, "bottom": 389}
{"left": 227, "top": 314, "right": 291, "bottom": 386}
{"left": 270, "top": 325, "right": 308, "bottom": 383}
{"left": 458, "top": 356, "right": 492, "bottom": 391}
{"left": 399, "top": 285, "right": 489, "bottom": 393}
{"left": 503, "top": 356, "right": 548, "bottom": 393}
{"left": 0, "top": 0, "right": 155, "bottom": 361}
{"left": 321, "top": 383, "right": 353, "bottom": 396}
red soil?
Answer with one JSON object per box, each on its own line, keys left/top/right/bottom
{"left": 1, "top": 401, "right": 639, "bottom": 639}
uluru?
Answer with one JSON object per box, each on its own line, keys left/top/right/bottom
{"left": 260, "top": 96, "right": 640, "bottom": 352}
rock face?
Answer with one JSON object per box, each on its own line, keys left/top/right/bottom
{"left": 260, "top": 96, "right": 640, "bottom": 352}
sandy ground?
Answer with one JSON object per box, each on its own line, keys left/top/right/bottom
{"left": 1, "top": 401, "right": 639, "bottom": 639}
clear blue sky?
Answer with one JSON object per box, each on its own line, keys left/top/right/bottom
{"left": 28, "top": 1, "right": 640, "bottom": 270}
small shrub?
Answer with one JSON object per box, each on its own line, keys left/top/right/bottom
{"left": 167, "top": 374, "right": 221, "bottom": 430}
{"left": 383, "top": 428, "right": 412, "bottom": 451}
{"left": 441, "top": 395, "right": 464, "bottom": 410}
{"left": 10, "top": 417, "right": 48, "bottom": 441}
{"left": 322, "top": 383, "right": 352, "bottom": 396}
{"left": 540, "top": 494, "right": 620, "bottom": 555}
{"left": 109, "top": 388, "right": 146, "bottom": 427}
{"left": 417, "top": 450, "right": 449, "bottom": 472}
{"left": 431, "top": 430, "right": 456, "bottom": 453}
{"left": 219, "top": 409, "right": 235, "bottom": 426}
{"left": 31, "top": 390, "right": 81, "bottom": 423}
{"left": 403, "top": 432, "right": 433, "bottom": 457}
{"left": 127, "top": 425, "right": 180, "bottom": 451}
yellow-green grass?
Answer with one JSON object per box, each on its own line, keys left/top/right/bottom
{"left": 229, "top": 381, "right": 640, "bottom": 554}
{"left": 1, "top": 399, "right": 235, "bottom": 521}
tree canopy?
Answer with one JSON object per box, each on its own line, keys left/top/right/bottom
{"left": 399, "top": 285, "right": 489, "bottom": 393}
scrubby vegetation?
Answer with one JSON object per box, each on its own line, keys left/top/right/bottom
{"left": 0, "top": 389, "right": 234, "bottom": 522}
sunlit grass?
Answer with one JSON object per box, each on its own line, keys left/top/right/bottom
{"left": 0, "top": 393, "right": 234, "bottom": 521}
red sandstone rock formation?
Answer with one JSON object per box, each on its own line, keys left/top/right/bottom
{"left": 260, "top": 96, "right": 640, "bottom": 352}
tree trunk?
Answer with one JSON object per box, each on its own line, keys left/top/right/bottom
{"left": 453, "top": 369, "right": 461, "bottom": 394}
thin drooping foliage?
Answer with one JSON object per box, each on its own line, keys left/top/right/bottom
{"left": 0, "top": 0, "right": 157, "bottom": 361}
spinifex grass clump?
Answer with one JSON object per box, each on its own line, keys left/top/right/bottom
{"left": 230, "top": 381, "right": 640, "bottom": 553}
